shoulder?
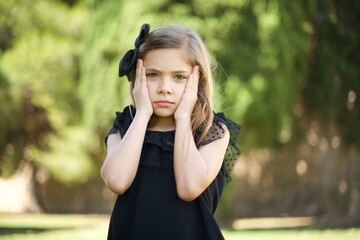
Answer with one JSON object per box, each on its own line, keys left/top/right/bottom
{"left": 104, "top": 105, "right": 136, "bottom": 146}
{"left": 112, "top": 105, "right": 136, "bottom": 135}
{"left": 198, "top": 124, "right": 229, "bottom": 154}
{"left": 114, "top": 105, "right": 136, "bottom": 125}
{"left": 199, "top": 112, "right": 241, "bottom": 182}
{"left": 197, "top": 112, "right": 239, "bottom": 147}
{"left": 214, "top": 112, "right": 241, "bottom": 133}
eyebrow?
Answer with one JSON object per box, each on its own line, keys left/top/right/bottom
{"left": 145, "top": 68, "right": 191, "bottom": 74}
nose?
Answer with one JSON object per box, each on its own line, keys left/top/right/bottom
{"left": 157, "top": 78, "right": 172, "bottom": 94}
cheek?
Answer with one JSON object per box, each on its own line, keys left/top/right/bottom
{"left": 147, "top": 81, "right": 157, "bottom": 99}
{"left": 176, "top": 83, "right": 187, "bottom": 97}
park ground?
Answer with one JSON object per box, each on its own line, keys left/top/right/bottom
{"left": 0, "top": 213, "right": 359, "bottom": 240}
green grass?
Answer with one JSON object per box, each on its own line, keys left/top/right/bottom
{"left": 0, "top": 213, "right": 359, "bottom": 240}
{"left": 222, "top": 228, "right": 360, "bottom": 240}
{"left": 0, "top": 214, "right": 108, "bottom": 240}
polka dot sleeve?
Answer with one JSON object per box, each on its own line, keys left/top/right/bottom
{"left": 197, "top": 112, "right": 241, "bottom": 183}
{"left": 104, "top": 105, "right": 135, "bottom": 147}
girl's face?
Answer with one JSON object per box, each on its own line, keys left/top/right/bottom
{"left": 143, "top": 48, "right": 193, "bottom": 123}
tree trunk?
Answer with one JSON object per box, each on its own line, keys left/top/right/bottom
{"left": 349, "top": 147, "right": 360, "bottom": 217}
{"left": 320, "top": 137, "right": 338, "bottom": 215}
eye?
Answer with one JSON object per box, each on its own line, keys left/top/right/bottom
{"left": 146, "top": 72, "right": 158, "bottom": 79}
{"left": 174, "top": 75, "right": 188, "bottom": 80}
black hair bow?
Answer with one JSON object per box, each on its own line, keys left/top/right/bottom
{"left": 119, "top": 23, "right": 150, "bottom": 81}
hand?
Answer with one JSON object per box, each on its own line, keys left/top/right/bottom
{"left": 132, "top": 59, "right": 153, "bottom": 118}
{"left": 174, "top": 66, "right": 199, "bottom": 120}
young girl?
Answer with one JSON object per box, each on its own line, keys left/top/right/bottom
{"left": 101, "top": 23, "right": 240, "bottom": 240}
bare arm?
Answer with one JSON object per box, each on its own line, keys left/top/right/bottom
{"left": 173, "top": 66, "right": 229, "bottom": 201}
{"left": 101, "top": 59, "right": 152, "bottom": 194}
{"left": 101, "top": 112, "right": 150, "bottom": 194}
{"left": 174, "top": 118, "right": 229, "bottom": 201}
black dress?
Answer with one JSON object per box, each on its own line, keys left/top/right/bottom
{"left": 105, "top": 105, "right": 240, "bottom": 240}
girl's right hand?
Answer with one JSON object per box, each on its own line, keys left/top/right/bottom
{"left": 132, "top": 59, "right": 153, "bottom": 118}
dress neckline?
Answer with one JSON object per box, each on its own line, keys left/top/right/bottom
{"left": 146, "top": 129, "right": 175, "bottom": 133}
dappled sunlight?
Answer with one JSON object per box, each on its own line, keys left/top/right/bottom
{"left": 232, "top": 216, "right": 316, "bottom": 230}
{"left": 0, "top": 213, "right": 109, "bottom": 239}
{"left": 233, "top": 148, "right": 271, "bottom": 186}
{"left": 347, "top": 90, "right": 356, "bottom": 111}
{"left": 338, "top": 180, "right": 348, "bottom": 194}
{"left": 0, "top": 164, "right": 40, "bottom": 213}
{"left": 296, "top": 159, "right": 308, "bottom": 176}
{"left": 1, "top": 214, "right": 359, "bottom": 240}
{"left": 306, "top": 122, "right": 320, "bottom": 146}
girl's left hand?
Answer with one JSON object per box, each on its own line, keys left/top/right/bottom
{"left": 174, "top": 66, "right": 199, "bottom": 120}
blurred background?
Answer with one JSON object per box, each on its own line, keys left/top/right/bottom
{"left": 0, "top": 0, "right": 359, "bottom": 229}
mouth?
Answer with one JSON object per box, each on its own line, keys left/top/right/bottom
{"left": 154, "top": 100, "right": 174, "bottom": 107}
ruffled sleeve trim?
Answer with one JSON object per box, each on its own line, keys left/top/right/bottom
{"left": 197, "top": 112, "right": 241, "bottom": 182}
{"left": 104, "top": 105, "right": 135, "bottom": 147}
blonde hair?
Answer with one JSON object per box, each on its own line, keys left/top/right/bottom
{"left": 129, "top": 25, "right": 214, "bottom": 145}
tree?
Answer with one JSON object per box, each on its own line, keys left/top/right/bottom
{"left": 299, "top": 0, "right": 360, "bottom": 216}
{"left": 0, "top": 0, "right": 91, "bottom": 183}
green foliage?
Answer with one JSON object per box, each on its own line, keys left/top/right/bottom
{"left": 0, "top": 0, "right": 90, "bottom": 181}
{"left": 0, "top": 0, "right": 359, "bottom": 217}
{"left": 34, "top": 127, "right": 97, "bottom": 183}
{"left": 301, "top": 1, "right": 360, "bottom": 146}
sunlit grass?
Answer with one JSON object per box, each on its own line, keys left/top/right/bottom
{"left": 0, "top": 213, "right": 359, "bottom": 240}
{"left": 223, "top": 229, "right": 360, "bottom": 240}
{"left": 0, "top": 214, "right": 108, "bottom": 240}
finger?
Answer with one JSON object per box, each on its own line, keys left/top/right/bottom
{"left": 140, "top": 61, "right": 147, "bottom": 87}
{"left": 191, "top": 65, "right": 199, "bottom": 94}
{"left": 193, "top": 65, "right": 200, "bottom": 84}
{"left": 185, "top": 73, "right": 194, "bottom": 94}
{"left": 134, "top": 59, "right": 142, "bottom": 90}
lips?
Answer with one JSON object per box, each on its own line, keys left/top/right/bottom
{"left": 154, "top": 100, "right": 174, "bottom": 107}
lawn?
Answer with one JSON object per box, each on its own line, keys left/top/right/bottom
{"left": 0, "top": 213, "right": 359, "bottom": 240}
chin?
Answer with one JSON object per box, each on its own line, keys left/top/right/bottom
{"left": 153, "top": 109, "right": 175, "bottom": 118}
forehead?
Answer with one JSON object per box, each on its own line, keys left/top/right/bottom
{"left": 143, "top": 48, "right": 193, "bottom": 71}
